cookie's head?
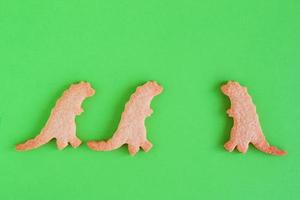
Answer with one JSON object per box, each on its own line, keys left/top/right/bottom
{"left": 142, "top": 81, "right": 163, "bottom": 96}
{"left": 72, "top": 81, "right": 95, "bottom": 97}
{"left": 221, "top": 81, "right": 247, "bottom": 97}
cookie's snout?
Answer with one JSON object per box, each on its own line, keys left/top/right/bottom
{"left": 149, "top": 81, "right": 163, "bottom": 95}
{"left": 221, "top": 84, "right": 229, "bottom": 94}
{"left": 155, "top": 85, "right": 163, "bottom": 95}
{"left": 87, "top": 87, "right": 95, "bottom": 97}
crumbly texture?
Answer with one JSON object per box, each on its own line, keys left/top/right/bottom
{"left": 16, "top": 82, "right": 95, "bottom": 151}
{"left": 221, "top": 81, "right": 286, "bottom": 156}
{"left": 88, "top": 81, "right": 163, "bottom": 156}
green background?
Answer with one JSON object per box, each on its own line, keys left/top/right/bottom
{"left": 0, "top": 0, "right": 299, "bottom": 199}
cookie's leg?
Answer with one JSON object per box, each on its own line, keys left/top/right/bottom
{"left": 237, "top": 142, "right": 249, "bottom": 153}
{"left": 56, "top": 139, "right": 68, "bottom": 150}
{"left": 128, "top": 144, "right": 139, "bottom": 156}
{"left": 70, "top": 137, "right": 82, "bottom": 148}
{"left": 141, "top": 140, "right": 153, "bottom": 152}
{"left": 224, "top": 139, "right": 237, "bottom": 152}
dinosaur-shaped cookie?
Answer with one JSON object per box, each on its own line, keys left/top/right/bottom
{"left": 88, "top": 81, "right": 163, "bottom": 155}
{"left": 16, "top": 82, "right": 95, "bottom": 151}
{"left": 221, "top": 81, "right": 286, "bottom": 156}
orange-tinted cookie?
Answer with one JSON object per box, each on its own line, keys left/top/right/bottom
{"left": 88, "top": 81, "right": 163, "bottom": 155}
{"left": 16, "top": 82, "right": 95, "bottom": 151}
{"left": 221, "top": 81, "right": 286, "bottom": 156}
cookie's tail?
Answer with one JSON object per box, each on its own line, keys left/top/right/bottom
{"left": 16, "top": 133, "right": 51, "bottom": 151}
{"left": 87, "top": 135, "right": 124, "bottom": 151}
{"left": 253, "top": 140, "right": 287, "bottom": 156}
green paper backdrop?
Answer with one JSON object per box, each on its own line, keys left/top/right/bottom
{"left": 0, "top": 1, "right": 299, "bottom": 199}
